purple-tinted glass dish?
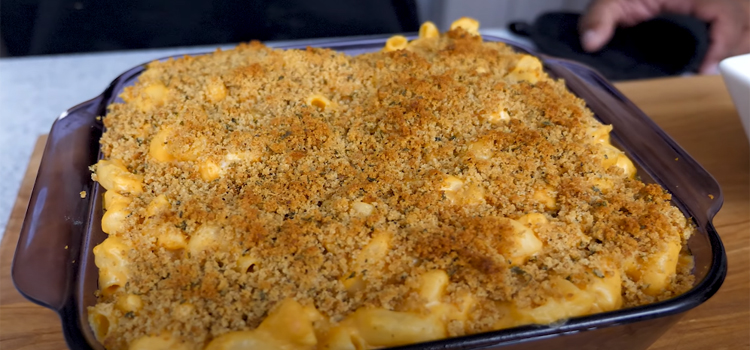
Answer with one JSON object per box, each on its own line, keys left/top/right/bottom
{"left": 12, "top": 35, "right": 726, "bottom": 350}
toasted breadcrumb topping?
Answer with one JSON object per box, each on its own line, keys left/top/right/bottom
{"left": 93, "top": 30, "right": 694, "bottom": 349}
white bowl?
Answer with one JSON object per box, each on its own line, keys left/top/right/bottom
{"left": 719, "top": 54, "right": 750, "bottom": 141}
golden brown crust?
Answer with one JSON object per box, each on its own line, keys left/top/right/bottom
{"left": 94, "top": 31, "right": 694, "bottom": 349}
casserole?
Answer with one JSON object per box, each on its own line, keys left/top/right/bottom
{"left": 12, "top": 32, "right": 726, "bottom": 350}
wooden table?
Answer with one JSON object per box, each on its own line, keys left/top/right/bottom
{"left": 1, "top": 75, "right": 747, "bottom": 349}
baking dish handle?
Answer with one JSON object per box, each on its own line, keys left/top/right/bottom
{"left": 11, "top": 97, "right": 105, "bottom": 311}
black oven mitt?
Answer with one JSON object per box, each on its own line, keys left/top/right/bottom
{"left": 510, "top": 12, "right": 710, "bottom": 81}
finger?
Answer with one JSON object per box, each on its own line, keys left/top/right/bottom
{"left": 697, "top": 2, "right": 744, "bottom": 74}
{"left": 579, "top": 0, "right": 665, "bottom": 52}
{"left": 579, "top": 0, "right": 621, "bottom": 52}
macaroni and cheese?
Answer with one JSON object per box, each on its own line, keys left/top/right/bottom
{"left": 89, "top": 19, "right": 695, "bottom": 350}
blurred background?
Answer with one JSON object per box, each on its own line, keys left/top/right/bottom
{"left": 0, "top": 0, "right": 590, "bottom": 57}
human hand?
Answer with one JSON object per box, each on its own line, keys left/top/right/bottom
{"left": 580, "top": 0, "right": 750, "bottom": 74}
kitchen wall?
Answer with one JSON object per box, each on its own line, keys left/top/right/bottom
{"left": 416, "top": 0, "right": 592, "bottom": 30}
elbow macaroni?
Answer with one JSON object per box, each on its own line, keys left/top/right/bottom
{"left": 236, "top": 254, "right": 260, "bottom": 274}
{"left": 129, "top": 334, "right": 190, "bottom": 350}
{"left": 149, "top": 127, "right": 175, "bottom": 162}
{"left": 155, "top": 223, "right": 188, "bottom": 250}
{"left": 342, "top": 231, "right": 392, "bottom": 292}
{"left": 126, "top": 82, "right": 169, "bottom": 113}
{"left": 626, "top": 239, "right": 681, "bottom": 295}
{"left": 95, "top": 160, "right": 143, "bottom": 234}
{"left": 324, "top": 271, "right": 461, "bottom": 350}
{"left": 205, "top": 299, "right": 318, "bottom": 350}
{"left": 205, "top": 77, "right": 228, "bottom": 103}
{"left": 495, "top": 276, "right": 595, "bottom": 329}
{"left": 384, "top": 35, "right": 409, "bottom": 52}
{"left": 101, "top": 191, "right": 131, "bottom": 235}
{"left": 468, "top": 139, "right": 493, "bottom": 161}
{"left": 89, "top": 304, "right": 116, "bottom": 340}
{"left": 146, "top": 194, "right": 169, "bottom": 217}
{"left": 450, "top": 17, "right": 480, "bottom": 36}
{"left": 504, "top": 217, "right": 543, "bottom": 265}
{"left": 588, "top": 267, "right": 623, "bottom": 312}
{"left": 350, "top": 201, "right": 375, "bottom": 217}
{"left": 96, "top": 159, "right": 143, "bottom": 195}
{"left": 495, "top": 267, "right": 623, "bottom": 330}
{"left": 384, "top": 17, "right": 480, "bottom": 53}
{"left": 200, "top": 152, "right": 262, "bottom": 182}
{"left": 306, "top": 94, "right": 332, "bottom": 110}
{"left": 532, "top": 184, "right": 558, "bottom": 210}
{"left": 419, "top": 21, "right": 439, "bottom": 39}
{"left": 188, "top": 224, "right": 221, "bottom": 255}
{"left": 116, "top": 294, "right": 144, "bottom": 313}
{"left": 588, "top": 123, "right": 637, "bottom": 178}
{"left": 93, "top": 236, "right": 131, "bottom": 296}
{"left": 507, "top": 55, "right": 543, "bottom": 84}
{"left": 440, "top": 176, "right": 485, "bottom": 205}
{"left": 351, "top": 308, "right": 446, "bottom": 348}
{"left": 148, "top": 126, "right": 207, "bottom": 162}
{"left": 486, "top": 107, "right": 510, "bottom": 123}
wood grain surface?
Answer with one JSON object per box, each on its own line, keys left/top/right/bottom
{"left": 1, "top": 75, "right": 748, "bottom": 349}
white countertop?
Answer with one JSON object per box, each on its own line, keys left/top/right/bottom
{"left": 0, "top": 29, "right": 532, "bottom": 240}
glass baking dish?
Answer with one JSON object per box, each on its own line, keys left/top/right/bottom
{"left": 12, "top": 35, "right": 727, "bottom": 350}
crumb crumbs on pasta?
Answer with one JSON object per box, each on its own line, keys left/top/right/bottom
{"left": 89, "top": 27, "right": 695, "bottom": 350}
